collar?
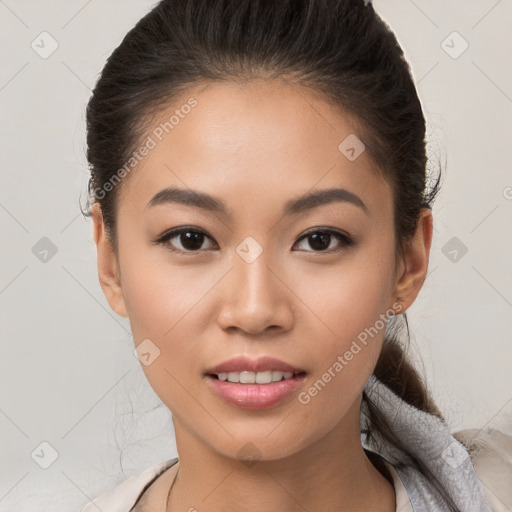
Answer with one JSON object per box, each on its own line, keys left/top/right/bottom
{"left": 362, "top": 375, "right": 492, "bottom": 511}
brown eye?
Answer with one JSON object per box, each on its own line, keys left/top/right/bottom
{"left": 294, "top": 229, "right": 353, "bottom": 253}
{"left": 155, "top": 227, "right": 217, "bottom": 253}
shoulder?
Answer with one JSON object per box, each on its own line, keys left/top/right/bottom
{"left": 78, "top": 458, "right": 179, "bottom": 512}
{"left": 454, "top": 428, "right": 512, "bottom": 512}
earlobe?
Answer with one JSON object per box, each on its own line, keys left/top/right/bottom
{"left": 91, "top": 203, "right": 129, "bottom": 318}
{"left": 391, "top": 208, "right": 433, "bottom": 313}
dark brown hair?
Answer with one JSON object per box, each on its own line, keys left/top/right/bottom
{"left": 83, "top": 0, "right": 442, "bottom": 463}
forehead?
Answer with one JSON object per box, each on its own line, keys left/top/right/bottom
{"left": 117, "top": 79, "right": 392, "bottom": 221}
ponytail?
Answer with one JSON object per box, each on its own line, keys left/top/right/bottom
{"left": 362, "top": 313, "right": 442, "bottom": 453}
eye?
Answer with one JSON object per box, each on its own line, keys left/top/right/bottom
{"left": 153, "top": 226, "right": 218, "bottom": 253}
{"left": 293, "top": 228, "right": 353, "bottom": 253}
{"left": 154, "top": 226, "right": 353, "bottom": 254}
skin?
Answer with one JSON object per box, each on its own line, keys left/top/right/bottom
{"left": 92, "top": 78, "right": 433, "bottom": 512}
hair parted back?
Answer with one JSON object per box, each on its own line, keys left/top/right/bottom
{"left": 84, "top": 0, "right": 442, "bottom": 462}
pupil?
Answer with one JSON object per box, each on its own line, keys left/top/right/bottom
{"left": 181, "top": 231, "right": 204, "bottom": 250}
{"left": 309, "top": 232, "right": 330, "bottom": 251}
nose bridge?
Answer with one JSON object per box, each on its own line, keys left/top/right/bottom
{"left": 235, "top": 249, "right": 274, "bottom": 305}
{"left": 217, "top": 241, "right": 292, "bottom": 333}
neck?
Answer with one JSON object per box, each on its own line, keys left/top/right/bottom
{"left": 167, "top": 401, "right": 396, "bottom": 512}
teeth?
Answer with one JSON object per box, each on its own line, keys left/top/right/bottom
{"left": 217, "top": 370, "right": 295, "bottom": 383}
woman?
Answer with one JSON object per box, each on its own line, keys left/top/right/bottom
{"left": 81, "top": 0, "right": 512, "bottom": 510}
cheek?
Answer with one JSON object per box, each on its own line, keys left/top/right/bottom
{"left": 117, "top": 243, "right": 225, "bottom": 401}
{"left": 119, "top": 243, "right": 212, "bottom": 340}
{"left": 289, "top": 247, "right": 395, "bottom": 406}
{"left": 119, "top": 257, "right": 209, "bottom": 413}
{"left": 293, "top": 249, "right": 395, "bottom": 349}
{"left": 291, "top": 301, "right": 388, "bottom": 443}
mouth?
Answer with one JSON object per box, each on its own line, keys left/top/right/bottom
{"left": 203, "top": 355, "right": 307, "bottom": 409}
{"left": 207, "top": 370, "right": 307, "bottom": 384}
{"left": 204, "top": 371, "right": 307, "bottom": 410}
{"left": 204, "top": 355, "right": 306, "bottom": 378}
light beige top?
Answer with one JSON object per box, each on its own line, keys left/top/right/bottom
{"left": 79, "top": 428, "right": 512, "bottom": 512}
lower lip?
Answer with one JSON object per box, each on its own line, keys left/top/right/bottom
{"left": 205, "top": 373, "right": 307, "bottom": 410}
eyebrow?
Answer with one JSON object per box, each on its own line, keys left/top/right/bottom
{"left": 146, "top": 186, "right": 368, "bottom": 217}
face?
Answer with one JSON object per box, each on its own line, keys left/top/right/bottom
{"left": 94, "top": 78, "right": 430, "bottom": 463}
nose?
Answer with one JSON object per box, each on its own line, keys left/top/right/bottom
{"left": 216, "top": 250, "right": 294, "bottom": 335}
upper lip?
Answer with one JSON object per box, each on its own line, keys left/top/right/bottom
{"left": 205, "top": 356, "right": 306, "bottom": 375}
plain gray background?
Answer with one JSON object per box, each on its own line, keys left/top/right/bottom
{"left": 1, "top": 1, "right": 511, "bottom": 510}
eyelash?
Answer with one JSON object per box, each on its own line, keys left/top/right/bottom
{"left": 153, "top": 226, "right": 354, "bottom": 255}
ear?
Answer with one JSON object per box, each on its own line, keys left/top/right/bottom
{"left": 91, "top": 203, "right": 129, "bottom": 318}
{"left": 391, "top": 208, "right": 433, "bottom": 314}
